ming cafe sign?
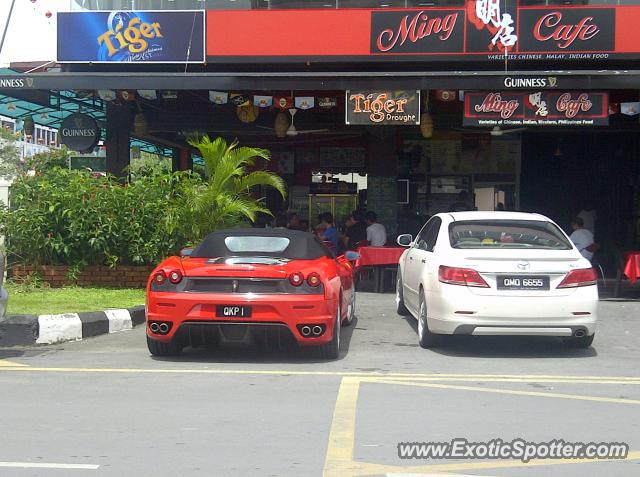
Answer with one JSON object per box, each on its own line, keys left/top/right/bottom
{"left": 345, "top": 91, "right": 420, "bottom": 126}
{"left": 205, "top": 2, "right": 640, "bottom": 62}
{"left": 463, "top": 91, "right": 609, "bottom": 127}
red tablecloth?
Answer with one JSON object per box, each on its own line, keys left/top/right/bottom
{"left": 623, "top": 251, "right": 640, "bottom": 284}
{"left": 355, "top": 246, "right": 405, "bottom": 269}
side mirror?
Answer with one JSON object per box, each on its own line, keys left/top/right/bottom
{"left": 397, "top": 234, "right": 413, "bottom": 247}
{"left": 180, "top": 247, "right": 193, "bottom": 257}
{"left": 344, "top": 251, "right": 360, "bottom": 262}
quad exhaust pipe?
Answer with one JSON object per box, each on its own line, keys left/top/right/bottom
{"left": 149, "top": 322, "right": 160, "bottom": 333}
{"left": 312, "top": 326, "right": 323, "bottom": 336}
{"left": 301, "top": 326, "right": 311, "bottom": 337}
{"left": 159, "top": 323, "right": 169, "bottom": 334}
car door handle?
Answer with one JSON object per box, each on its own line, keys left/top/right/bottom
{"left": 409, "top": 256, "right": 413, "bottom": 260}
{"left": 421, "top": 259, "right": 426, "bottom": 263}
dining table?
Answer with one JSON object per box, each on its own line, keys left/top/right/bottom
{"left": 614, "top": 250, "right": 640, "bottom": 297}
{"left": 355, "top": 246, "right": 406, "bottom": 293}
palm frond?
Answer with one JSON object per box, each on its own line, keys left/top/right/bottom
{"left": 236, "top": 171, "right": 287, "bottom": 198}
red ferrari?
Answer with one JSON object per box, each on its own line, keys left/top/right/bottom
{"left": 146, "top": 228, "right": 358, "bottom": 359}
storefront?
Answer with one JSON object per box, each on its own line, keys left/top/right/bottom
{"left": 1, "top": 1, "right": 639, "bottom": 257}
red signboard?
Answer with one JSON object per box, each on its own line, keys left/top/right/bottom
{"left": 463, "top": 91, "right": 609, "bottom": 126}
{"left": 206, "top": 2, "right": 640, "bottom": 62}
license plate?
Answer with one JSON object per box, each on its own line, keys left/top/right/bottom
{"left": 496, "top": 275, "right": 550, "bottom": 290}
{"left": 216, "top": 305, "right": 252, "bottom": 318}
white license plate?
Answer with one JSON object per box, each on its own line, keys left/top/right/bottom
{"left": 496, "top": 276, "right": 550, "bottom": 290}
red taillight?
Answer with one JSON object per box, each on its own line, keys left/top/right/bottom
{"left": 289, "top": 272, "right": 304, "bottom": 287}
{"left": 557, "top": 268, "right": 598, "bottom": 288}
{"left": 307, "top": 272, "right": 321, "bottom": 287}
{"left": 168, "top": 270, "right": 183, "bottom": 284}
{"left": 439, "top": 265, "right": 489, "bottom": 288}
{"left": 154, "top": 270, "right": 167, "bottom": 284}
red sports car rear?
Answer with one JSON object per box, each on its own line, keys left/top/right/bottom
{"left": 146, "top": 229, "right": 356, "bottom": 359}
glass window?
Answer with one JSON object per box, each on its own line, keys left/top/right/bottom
{"left": 415, "top": 216, "right": 441, "bottom": 252}
{"left": 449, "top": 220, "right": 572, "bottom": 250}
{"left": 224, "top": 236, "right": 291, "bottom": 253}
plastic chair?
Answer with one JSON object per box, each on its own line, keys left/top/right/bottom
{"left": 587, "top": 243, "right": 605, "bottom": 288}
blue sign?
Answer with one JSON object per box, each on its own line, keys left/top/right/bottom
{"left": 57, "top": 11, "right": 205, "bottom": 63}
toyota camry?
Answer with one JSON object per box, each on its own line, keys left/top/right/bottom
{"left": 396, "top": 212, "right": 598, "bottom": 348}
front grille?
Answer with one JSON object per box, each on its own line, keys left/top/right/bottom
{"left": 183, "top": 277, "right": 323, "bottom": 295}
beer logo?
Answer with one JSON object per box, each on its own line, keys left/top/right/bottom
{"left": 97, "top": 12, "right": 165, "bottom": 61}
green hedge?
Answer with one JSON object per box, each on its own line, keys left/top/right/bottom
{"left": 0, "top": 168, "right": 195, "bottom": 267}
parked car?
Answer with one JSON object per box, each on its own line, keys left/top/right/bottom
{"left": 146, "top": 228, "right": 358, "bottom": 358}
{"left": 396, "top": 212, "right": 598, "bottom": 349}
{"left": 0, "top": 253, "right": 7, "bottom": 320}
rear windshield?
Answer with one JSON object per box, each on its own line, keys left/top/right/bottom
{"left": 449, "top": 220, "right": 572, "bottom": 250}
{"left": 224, "top": 236, "right": 290, "bottom": 253}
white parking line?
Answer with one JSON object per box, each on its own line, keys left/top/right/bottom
{"left": 0, "top": 462, "right": 99, "bottom": 470}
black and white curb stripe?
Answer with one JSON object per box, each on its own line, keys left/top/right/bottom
{"left": 0, "top": 306, "right": 145, "bottom": 346}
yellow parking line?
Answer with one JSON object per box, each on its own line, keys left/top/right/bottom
{"left": 372, "top": 379, "right": 640, "bottom": 405}
{"left": 323, "top": 377, "right": 361, "bottom": 477}
{"left": 0, "top": 360, "right": 27, "bottom": 367}
{"left": 0, "top": 366, "right": 639, "bottom": 384}
{"left": 323, "top": 376, "right": 640, "bottom": 476}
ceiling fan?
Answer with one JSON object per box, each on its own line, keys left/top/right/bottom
{"left": 455, "top": 126, "right": 527, "bottom": 136}
{"left": 256, "top": 108, "right": 331, "bottom": 137}
{"left": 286, "top": 108, "right": 330, "bottom": 136}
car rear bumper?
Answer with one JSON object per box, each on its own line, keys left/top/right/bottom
{"left": 426, "top": 285, "right": 598, "bottom": 336}
{"left": 146, "top": 291, "right": 336, "bottom": 345}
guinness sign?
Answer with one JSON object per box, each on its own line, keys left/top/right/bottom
{"left": 59, "top": 113, "right": 100, "bottom": 152}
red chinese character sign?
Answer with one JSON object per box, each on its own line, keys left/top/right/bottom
{"left": 464, "top": 91, "right": 609, "bottom": 126}
{"left": 206, "top": 1, "right": 640, "bottom": 63}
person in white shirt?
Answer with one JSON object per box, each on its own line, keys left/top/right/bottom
{"left": 577, "top": 205, "right": 597, "bottom": 235}
{"left": 569, "top": 217, "right": 595, "bottom": 261}
{"left": 365, "top": 211, "right": 387, "bottom": 247}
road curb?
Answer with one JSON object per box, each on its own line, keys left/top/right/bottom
{"left": 0, "top": 305, "right": 145, "bottom": 346}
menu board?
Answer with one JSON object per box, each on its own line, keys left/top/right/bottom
{"left": 367, "top": 176, "right": 397, "bottom": 236}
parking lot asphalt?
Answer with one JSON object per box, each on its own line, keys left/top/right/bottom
{"left": 1, "top": 292, "right": 639, "bottom": 477}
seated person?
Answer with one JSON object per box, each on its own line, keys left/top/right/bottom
{"left": 342, "top": 210, "right": 367, "bottom": 250}
{"left": 317, "top": 212, "right": 338, "bottom": 251}
{"left": 365, "top": 211, "right": 387, "bottom": 247}
{"left": 569, "top": 216, "right": 595, "bottom": 261}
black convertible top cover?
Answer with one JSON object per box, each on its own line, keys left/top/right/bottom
{"left": 191, "top": 228, "right": 333, "bottom": 260}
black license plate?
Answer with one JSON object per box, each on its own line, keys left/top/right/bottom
{"left": 216, "top": 305, "right": 252, "bottom": 318}
{"left": 496, "top": 275, "right": 550, "bottom": 290}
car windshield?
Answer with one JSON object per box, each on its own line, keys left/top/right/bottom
{"left": 224, "top": 236, "right": 290, "bottom": 253}
{"left": 449, "top": 220, "right": 572, "bottom": 250}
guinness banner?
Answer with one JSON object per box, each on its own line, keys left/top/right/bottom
{"left": 345, "top": 90, "right": 420, "bottom": 125}
{"left": 464, "top": 92, "right": 609, "bottom": 127}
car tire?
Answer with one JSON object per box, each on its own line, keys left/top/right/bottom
{"left": 564, "top": 333, "right": 595, "bottom": 349}
{"left": 343, "top": 285, "right": 356, "bottom": 326}
{"left": 396, "top": 269, "right": 410, "bottom": 316}
{"left": 418, "top": 291, "right": 440, "bottom": 349}
{"left": 147, "top": 335, "right": 182, "bottom": 356}
{"left": 323, "top": 303, "right": 341, "bottom": 360}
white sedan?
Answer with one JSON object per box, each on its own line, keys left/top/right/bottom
{"left": 396, "top": 212, "right": 598, "bottom": 348}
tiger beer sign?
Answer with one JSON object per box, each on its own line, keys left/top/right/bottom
{"left": 346, "top": 90, "right": 420, "bottom": 125}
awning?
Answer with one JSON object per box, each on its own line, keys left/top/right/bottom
{"left": 1, "top": 70, "right": 640, "bottom": 91}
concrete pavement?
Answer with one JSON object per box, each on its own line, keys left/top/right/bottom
{"left": 1, "top": 293, "right": 639, "bottom": 476}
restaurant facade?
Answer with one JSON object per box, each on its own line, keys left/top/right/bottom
{"left": 1, "top": 0, "right": 639, "bottom": 268}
